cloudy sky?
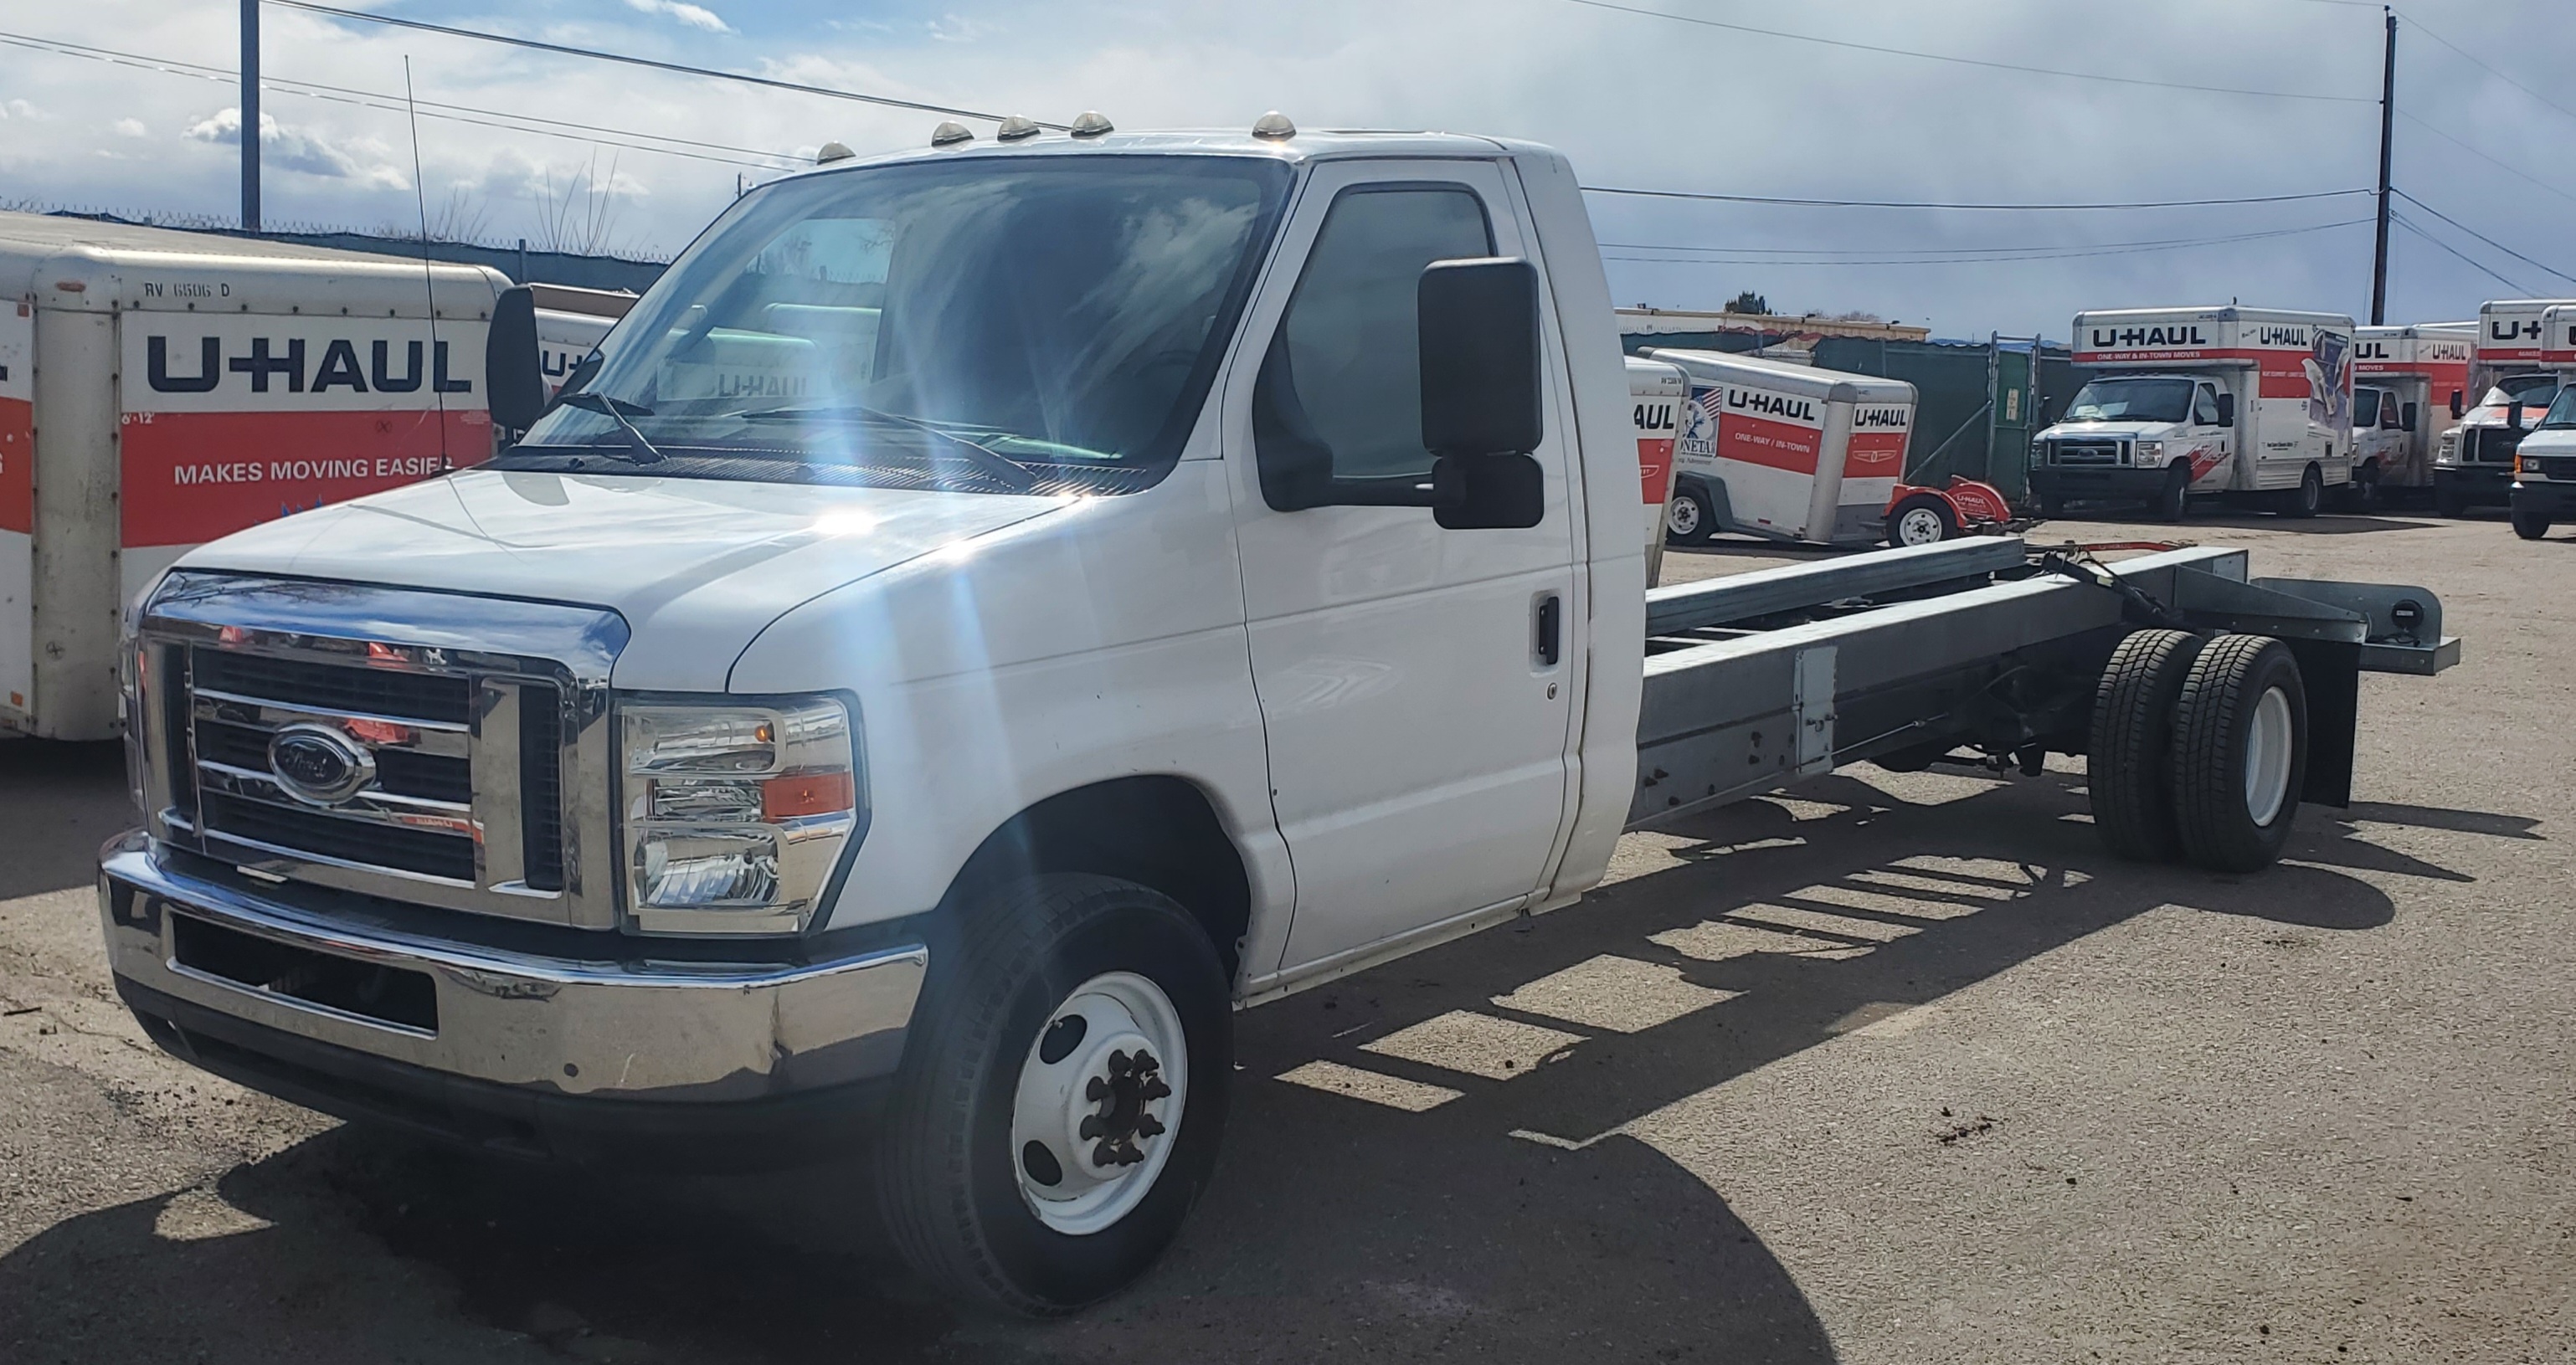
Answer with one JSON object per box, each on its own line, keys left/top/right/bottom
{"left": 2, "top": 0, "right": 2570, "bottom": 339}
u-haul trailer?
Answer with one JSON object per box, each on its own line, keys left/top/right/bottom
{"left": 2438, "top": 298, "right": 2576, "bottom": 515}
{"left": 1626, "top": 355, "right": 1687, "bottom": 584}
{"left": 1644, "top": 348, "right": 1916, "bottom": 548}
{"left": 2352, "top": 321, "right": 2473, "bottom": 503}
{"left": 2033, "top": 306, "right": 2355, "bottom": 521}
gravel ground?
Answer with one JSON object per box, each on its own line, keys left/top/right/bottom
{"left": 3, "top": 505, "right": 2568, "bottom": 1364}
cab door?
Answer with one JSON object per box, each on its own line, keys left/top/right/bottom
{"left": 1220, "top": 160, "right": 1580, "bottom": 975}
{"left": 2188, "top": 380, "right": 2232, "bottom": 487}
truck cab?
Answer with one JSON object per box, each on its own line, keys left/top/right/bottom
{"left": 2438, "top": 297, "right": 2576, "bottom": 516}
{"left": 2503, "top": 305, "right": 2576, "bottom": 538}
{"left": 2033, "top": 306, "right": 2354, "bottom": 521}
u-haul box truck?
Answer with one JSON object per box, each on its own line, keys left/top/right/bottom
{"left": 2034, "top": 306, "right": 2354, "bottom": 521}
{"left": 0, "top": 212, "right": 513, "bottom": 740}
{"left": 2502, "top": 304, "right": 2576, "bottom": 537}
{"left": 2438, "top": 298, "right": 2576, "bottom": 514}
{"left": 2352, "top": 321, "right": 2473, "bottom": 501}
{"left": 1626, "top": 354, "right": 1686, "bottom": 583}
{"left": 1643, "top": 348, "right": 1916, "bottom": 547}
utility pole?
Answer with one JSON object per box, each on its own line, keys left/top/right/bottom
{"left": 2372, "top": 6, "right": 2395, "bottom": 325}
{"left": 239, "top": 0, "right": 259, "bottom": 231}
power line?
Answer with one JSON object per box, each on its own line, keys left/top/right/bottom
{"left": 2394, "top": 110, "right": 2576, "bottom": 207}
{"left": 1602, "top": 222, "right": 2372, "bottom": 258}
{"left": 1599, "top": 218, "right": 2371, "bottom": 268}
{"left": 1580, "top": 184, "right": 2373, "bottom": 211}
{"left": 2391, "top": 7, "right": 2576, "bottom": 128}
{"left": 261, "top": 0, "right": 1057, "bottom": 129}
{"left": 1561, "top": 0, "right": 2373, "bottom": 103}
{"left": 2388, "top": 209, "right": 2537, "bottom": 296}
{"left": 2392, "top": 188, "right": 2576, "bottom": 287}
{"left": 0, "top": 30, "right": 806, "bottom": 170}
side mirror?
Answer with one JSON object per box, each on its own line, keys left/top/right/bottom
{"left": 484, "top": 286, "right": 546, "bottom": 443}
{"left": 2509, "top": 400, "right": 2527, "bottom": 432}
{"left": 2214, "top": 393, "right": 2236, "bottom": 428}
{"left": 2449, "top": 389, "right": 2465, "bottom": 420}
{"left": 2402, "top": 401, "right": 2419, "bottom": 433}
{"left": 1418, "top": 257, "right": 1545, "bottom": 530}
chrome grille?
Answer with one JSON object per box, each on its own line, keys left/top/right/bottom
{"left": 2471, "top": 428, "right": 2522, "bottom": 464}
{"left": 133, "top": 572, "right": 625, "bottom": 930}
{"left": 2050, "top": 439, "right": 2123, "bottom": 465}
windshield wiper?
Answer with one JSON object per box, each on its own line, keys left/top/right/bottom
{"left": 561, "top": 392, "right": 667, "bottom": 465}
{"left": 732, "top": 403, "right": 1039, "bottom": 492}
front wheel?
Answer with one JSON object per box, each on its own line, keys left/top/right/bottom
{"left": 2512, "top": 504, "right": 2553, "bottom": 540}
{"left": 2275, "top": 464, "right": 2323, "bottom": 519}
{"left": 2151, "top": 464, "right": 2190, "bottom": 523}
{"left": 877, "top": 875, "right": 1231, "bottom": 1315}
{"left": 2434, "top": 485, "right": 2470, "bottom": 518}
{"left": 1887, "top": 495, "right": 1958, "bottom": 547}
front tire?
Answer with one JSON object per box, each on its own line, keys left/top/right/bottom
{"left": 2151, "top": 464, "right": 2190, "bottom": 523}
{"left": 2275, "top": 464, "right": 2323, "bottom": 519}
{"left": 1887, "top": 495, "right": 1957, "bottom": 547}
{"left": 2512, "top": 504, "right": 2553, "bottom": 540}
{"left": 2168, "top": 635, "right": 2308, "bottom": 872}
{"left": 877, "top": 875, "right": 1231, "bottom": 1316}
{"left": 2434, "top": 484, "right": 2469, "bottom": 518}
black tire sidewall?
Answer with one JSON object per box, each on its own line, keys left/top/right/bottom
{"left": 1668, "top": 488, "right": 1709, "bottom": 542}
{"left": 2156, "top": 466, "right": 2189, "bottom": 521}
{"left": 2172, "top": 637, "right": 2308, "bottom": 871}
{"left": 2512, "top": 506, "right": 2551, "bottom": 540}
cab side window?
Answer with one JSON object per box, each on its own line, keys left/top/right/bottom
{"left": 2193, "top": 383, "right": 2220, "bottom": 426}
{"left": 1253, "top": 187, "right": 1494, "bottom": 494}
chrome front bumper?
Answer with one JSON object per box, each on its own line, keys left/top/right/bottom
{"left": 100, "top": 834, "right": 926, "bottom": 1119}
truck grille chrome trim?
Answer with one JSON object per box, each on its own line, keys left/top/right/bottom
{"left": 135, "top": 572, "right": 630, "bottom": 930}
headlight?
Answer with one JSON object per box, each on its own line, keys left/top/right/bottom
{"left": 2133, "top": 439, "right": 2162, "bottom": 465}
{"left": 2435, "top": 432, "right": 2460, "bottom": 466}
{"left": 620, "top": 695, "right": 861, "bottom": 935}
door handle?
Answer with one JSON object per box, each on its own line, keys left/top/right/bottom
{"left": 1535, "top": 593, "right": 1561, "bottom": 668}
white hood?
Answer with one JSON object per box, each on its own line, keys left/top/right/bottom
{"left": 2039, "top": 418, "right": 2183, "bottom": 441}
{"left": 177, "top": 469, "right": 1070, "bottom": 690}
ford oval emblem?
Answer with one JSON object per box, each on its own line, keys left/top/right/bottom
{"left": 266, "top": 723, "right": 378, "bottom": 807}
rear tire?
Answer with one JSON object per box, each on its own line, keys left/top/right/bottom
{"left": 2167, "top": 635, "right": 2308, "bottom": 873}
{"left": 1887, "top": 495, "right": 1957, "bottom": 547}
{"left": 1666, "top": 485, "right": 1716, "bottom": 546}
{"left": 2087, "top": 629, "right": 2206, "bottom": 862}
{"left": 877, "top": 874, "right": 1231, "bottom": 1316}
{"left": 2512, "top": 504, "right": 2552, "bottom": 540}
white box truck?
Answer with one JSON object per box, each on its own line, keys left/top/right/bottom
{"left": 2352, "top": 321, "right": 2474, "bottom": 505}
{"left": 2033, "top": 306, "right": 2356, "bottom": 521}
{"left": 0, "top": 213, "right": 628, "bottom": 740}
{"left": 2435, "top": 297, "right": 2576, "bottom": 516}
{"left": 2502, "top": 305, "right": 2576, "bottom": 538}
{"left": 95, "top": 124, "right": 2456, "bottom": 1316}
{"left": 1643, "top": 348, "right": 1915, "bottom": 548}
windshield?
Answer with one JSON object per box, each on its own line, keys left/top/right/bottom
{"left": 2540, "top": 387, "right": 2576, "bottom": 430}
{"left": 507, "top": 155, "right": 1294, "bottom": 493}
{"left": 2485, "top": 373, "right": 2560, "bottom": 410}
{"left": 2062, "top": 376, "right": 2195, "bottom": 424}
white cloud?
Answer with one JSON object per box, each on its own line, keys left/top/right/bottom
{"left": 183, "top": 108, "right": 409, "bottom": 191}
{"left": 111, "top": 117, "right": 147, "bottom": 138}
{"left": 926, "top": 13, "right": 996, "bottom": 43}
{"left": 624, "top": 0, "right": 733, "bottom": 33}
{"left": 4, "top": 98, "right": 57, "bottom": 121}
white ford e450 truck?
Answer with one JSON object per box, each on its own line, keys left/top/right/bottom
{"left": 100, "top": 123, "right": 2459, "bottom": 1315}
{"left": 2031, "top": 307, "right": 2357, "bottom": 521}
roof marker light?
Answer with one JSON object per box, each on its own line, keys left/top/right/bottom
{"left": 815, "top": 141, "right": 856, "bottom": 164}
{"left": 930, "top": 121, "right": 974, "bottom": 147}
{"left": 1252, "top": 111, "right": 1296, "bottom": 140}
{"left": 1069, "top": 110, "right": 1114, "bottom": 138}
{"left": 996, "top": 115, "right": 1041, "bottom": 141}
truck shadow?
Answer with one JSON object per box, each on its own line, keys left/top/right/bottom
{"left": 0, "top": 768, "right": 2519, "bottom": 1364}
{"left": 2037, "top": 511, "right": 2447, "bottom": 536}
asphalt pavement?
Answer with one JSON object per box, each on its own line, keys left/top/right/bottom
{"left": 3, "top": 505, "right": 2568, "bottom": 1363}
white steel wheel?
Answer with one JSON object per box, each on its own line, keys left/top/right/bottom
{"left": 1009, "top": 971, "right": 1189, "bottom": 1236}
{"left": 1894, "top": 506, "right": 1945, "bottom": 545}
{"left": 1666, "top": 493, "right": 1703, "bottom": 539}
{"left": 2242, "top": 685, "right": 2295, "bottom": 828}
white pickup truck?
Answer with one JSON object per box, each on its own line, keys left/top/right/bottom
{"left": 99, "top": 122, "right": 2459, "bottom": 1315}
